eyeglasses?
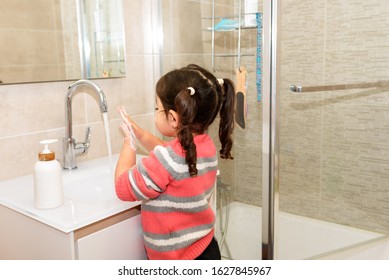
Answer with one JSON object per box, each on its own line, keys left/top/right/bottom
{"left": 154, "top": 108, "right": 165, "bottom": 120}
{"left": 155, "top": 107, "right": 165, "bottom": 114}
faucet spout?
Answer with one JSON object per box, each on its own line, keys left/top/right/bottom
{"left": 63, "top": 79, "right": 108, "bottom": 170}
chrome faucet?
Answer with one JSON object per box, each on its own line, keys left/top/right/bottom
{"left": 63, "top": 79, "right": 108, "bottom": 170}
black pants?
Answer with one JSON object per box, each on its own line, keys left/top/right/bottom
{"left": 195, "top": 237, "right": 221, "bottom": 260}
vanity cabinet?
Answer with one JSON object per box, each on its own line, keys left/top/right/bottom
{"left": 0, "top": 204, "right": 146, "bottom": 260}
{"left": 75, "top": 206, "right": 147, "bottom": 260}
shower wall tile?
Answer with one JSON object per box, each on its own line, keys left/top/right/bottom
{"left": 325, "top": 0, "right": 389, "bottom": 83}
{"left": 161, "top": 0, "right": 203, "bottom": 54}
{"left": 276, "top": 0, "right": 389, "bottom": 234}
{"left": 200, "top": 0, "right": 237, "bottom": 61}
{"left": 227, "top": 1, "right": 263, "bottom": 206}
{"left": 232, "top": 60, "right": 263, "bottom": 206}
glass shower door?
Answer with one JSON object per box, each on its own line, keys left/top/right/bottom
{"left": 158, "top": 0, "right": 264, "bottom": 260}
{"left": 274, "top": 0, "right": 389, "bottom": 259}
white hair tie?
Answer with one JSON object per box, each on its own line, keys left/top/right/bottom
{"left": 187, "top": 87, "right": 195, "bottom": 95}
{"left": 217, "top": 78, "right": 224, "bottom": 85}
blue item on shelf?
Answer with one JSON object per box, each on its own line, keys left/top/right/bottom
{"left": 214, "top": 18, "right": 241, "bottom": 31}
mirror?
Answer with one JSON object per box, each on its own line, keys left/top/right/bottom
{"left": 0, "top": 0, "right": 126, "bottom": 85}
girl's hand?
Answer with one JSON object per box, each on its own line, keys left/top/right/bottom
{"left": 117, "top": 106, "right": 144, "bottom": 139}
{"left": 120, "top": 122, "right": 137, "bottom": 150}
{"left": 117, "top": 105, "right": 164, "bottom": 152}
{"left": 117, "top": 106, "right": 138, "bottom": 150}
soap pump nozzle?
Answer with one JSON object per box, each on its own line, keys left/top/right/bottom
{"left": 38, "top": 139, "right": 58, "bottom": 161}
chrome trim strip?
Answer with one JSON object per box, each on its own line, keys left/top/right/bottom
{"left": 262, "top": 0, "right": 280, "bottom": 260}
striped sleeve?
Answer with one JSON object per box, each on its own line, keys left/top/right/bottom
{"left": 115, "top": 146, "right": 172, "bottom": 201}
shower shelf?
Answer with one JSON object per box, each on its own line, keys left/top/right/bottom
{"left": 203, "top": 26, "right": 258, "bottom": 32}
{"left": 214, "top": 53, "right": 255, "bottom": 58}
{"left": 103, "top": 59, "right": 125, "bottom": 63}
{"left": 202, "top": 12, "right": 258, "bottom": 20}
{"left": 205, "top": 0, "right": 259, "bottom": 71}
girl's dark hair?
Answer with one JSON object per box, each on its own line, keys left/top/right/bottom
{"left": 156, "top": 64, "right": 235, "bottom": 177}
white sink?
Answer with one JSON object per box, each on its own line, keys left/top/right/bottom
{"left": 62, "top": 154, "right": 143, "bottom": 204}
{"left": 63, "top": 168, "right": 116, "bottom": 203}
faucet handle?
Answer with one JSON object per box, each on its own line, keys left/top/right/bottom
{"left": 84, "top": 126, "right": 91, "bottom": 146}
{"left": 75, "top": 126, "right": 91, "bottom": 154}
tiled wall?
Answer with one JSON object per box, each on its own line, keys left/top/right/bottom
{"left": 279, "top": 0, "right": 389, "bottom": 233}
{"left": 0, "top": 0, "right": 157, "bottom": 180}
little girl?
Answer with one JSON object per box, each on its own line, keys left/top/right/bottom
{"left": 115, "top": 64, "right": 235, "bottom": 260}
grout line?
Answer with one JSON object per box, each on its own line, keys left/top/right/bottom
{"left": 0, "top": 128, "right": 64, "bottom": 140}
{"left": 0, "top": 112, "right": 155, "bottom": 141}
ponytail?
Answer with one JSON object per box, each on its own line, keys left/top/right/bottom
{"left": 177, "top": 125, "right": 197, "bottom": 177}
{"left": 218, "top": 78, "right": 235, "bottom": 159}
{"left": 175, "top": 88, "right": 198, "bottom": 177}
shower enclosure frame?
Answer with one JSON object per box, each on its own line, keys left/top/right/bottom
{"left": 262, "top": 0, "right": 280, "bottom": 260}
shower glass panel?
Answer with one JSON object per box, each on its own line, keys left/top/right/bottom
{"left": 158, "top": 0, "right": 263, "bottom": 260}
{"left": 157, "top": 0, "right": 389, "bottom": 260}
{"left": 277, "top": 0, "right": 389, "bottom": 259}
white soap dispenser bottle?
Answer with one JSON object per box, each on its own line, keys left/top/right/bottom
{"left": 34, "top": 139, "right": 64, "bottom": 209}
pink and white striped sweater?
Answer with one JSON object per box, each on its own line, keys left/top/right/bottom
{"left": 115, "top": 134, "right": 218, "bottom": 260}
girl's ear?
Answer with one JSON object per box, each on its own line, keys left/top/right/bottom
{"left": 167, "top": 109, "right": 180, "bottom": 129}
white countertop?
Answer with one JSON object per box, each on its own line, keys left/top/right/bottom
{"left": 0, "top": 154, "right": 142, "bottom": 233}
